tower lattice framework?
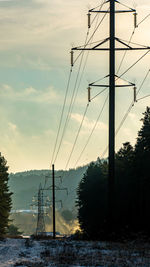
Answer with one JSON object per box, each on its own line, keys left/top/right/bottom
{"left": 36, "top": 183, "right": 45, "bottom": 235}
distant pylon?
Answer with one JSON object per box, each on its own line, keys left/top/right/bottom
{"left": 36, "top": 183, "right": 45, "bottom": 235}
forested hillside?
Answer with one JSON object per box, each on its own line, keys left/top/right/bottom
{"left": 9, "top": 166, "right": 88, "bottom": 211}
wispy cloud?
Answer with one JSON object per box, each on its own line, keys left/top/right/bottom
{"left": 0, "top": 84, "right": 60, "bottom": 103}
{"left": 71, "top": 113, "right": 107, "bottom": 131}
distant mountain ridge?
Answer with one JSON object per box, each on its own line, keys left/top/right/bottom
{"left": 9, "top": 165, "right": 88, "bottom": 211}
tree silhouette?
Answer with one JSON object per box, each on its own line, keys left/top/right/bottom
{"left": 76, "top": 107, "right": 150, "bottom": 239}
{"left": 76, "top": 160, "right": 107, "bottom": 239}
{"left": 0, "top": 153, "right": 12, "bottom": 236}
{"left": 134, "top": 107, "right": 150, "bottom": 231}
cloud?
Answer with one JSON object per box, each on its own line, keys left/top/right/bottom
{"left": 26, "top": 58, "right": 51, "bottom": 71}
{"left": 8, "top": 122, "right": 17, "bottom": 132}
{"left": 0, "top": 84, "right": 60, "bottom": 103}
{"left": 128, "top": 112, "right": 137, "bottom": 121}
{"left": 71, "top": 113, "right": 107, "bottom": 131}
{"left": 0, "top": 0, "right": 87, "bottom": 69}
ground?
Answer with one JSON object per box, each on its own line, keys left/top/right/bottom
{"left": 0, "top": 238, "right": 150, "bottom": 266}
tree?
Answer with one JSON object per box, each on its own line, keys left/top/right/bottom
{"left": 0, "top": 153, "right": 12, "bottom": 236}
{"left": 7, "top": 224, "right": 23, "bottom": 236}
{"left": 76, "top": 107, "right": 150, "bottom": 240}
{"left": 115, "top": 142, "right": 135, "bottom": 230}
{"left": 114, "top": 108, "right": 150, "bottom": 234}
{"left": 134, "top": 107, "right": 150, "bottom": 231}
{"left": 76, "top": 160, "right": 107, "bottom": 239}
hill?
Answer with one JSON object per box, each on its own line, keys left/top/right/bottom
{"left": 9, "top": 166, "right": 88, "bottom": 212}
{"left": 8, "top": 165, "right": 88, "bottom": 234}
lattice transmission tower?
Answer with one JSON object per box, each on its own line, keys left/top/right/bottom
{"left": 31, "top": 183, "right": 46, "bottom": 235}
{"left": 36, "top": 183, "right": 45, "bottom": 235}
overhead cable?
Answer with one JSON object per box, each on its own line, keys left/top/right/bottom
{"left": 137, "top": 94, "right": 150, "bottom": 102}
{"left": 117, "top": 30, "right": 135, "bottom": 74}
{"left": 53, "top": 3, "right": 107, "bottom": 165}
{"left": 53, "top": 32, "right": 89, "bottom": 165}
{"left": 116, "top": 0, "right": 135, "bottom": 12}
{"left": 50, "top": 67, "right": 73, "bottom": 166}
{"left": 74, "top": 95, "right": 108, "bottom": 168}
{"left": 90, "top": 87, "right": 108, "bottom": 101}
{"left": 137, "top": 13, "right": 150, "bottom": 27}
{"left": 74, "top": 9, "right": 108, "bottom": 64}
{"left": 101, "top": 69, "right": 150, "bottom": 158}
{"left": 119, "top": 50, "right": 150, "bottom": 79}
{"left": 64, "top": 103, "right": 89, "bottom": 170}
{"left": 64, "top": 6, "right": 109, "bottom": 167}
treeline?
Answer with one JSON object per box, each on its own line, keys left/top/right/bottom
{"left": 77, "top": 107, "right": 150, "bottom": 240}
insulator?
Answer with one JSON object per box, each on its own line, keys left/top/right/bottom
{"left": 71, "top": 50, "right": 74, "bottom": 67}
{"left": 133, "top": 86, "right": 137, "bottom": 102}
{"left": 87, "top": 86, "right": 91, "bottom": 102}
{"left": 134, "top": 12, "right": 138, "bottom": 28}
{"left": 87, "top": 13, "right": 91, "bottom": 29}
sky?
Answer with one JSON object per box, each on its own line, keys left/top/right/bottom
{"left": 0, "top": 0, "right": 150, "bottom": 173}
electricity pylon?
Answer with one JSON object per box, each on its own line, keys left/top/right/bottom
{"left": 31, "top": 183, "right": 46, "bottom": 235}
{"left": 44, "top": 164, "right": 68, "bottom": 239}
{"left": 71, "top": 0, "right": 150, "bottom": 226}
{"left": 31, "top": 184, "right": 52, "bottom": 235}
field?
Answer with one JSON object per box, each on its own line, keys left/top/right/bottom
{"left": 0, "top": 238, "right": 150, "bottom": 266}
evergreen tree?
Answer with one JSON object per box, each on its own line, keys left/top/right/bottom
{"left": 134, "top": 107, "right": 150, "bottom": 231}
{"left": 76, "top": 107, "right": 150, "bottom": 239}
{"left": 0, "top": 153, "right": 12, "bottom": 236}
{"left": 76, "top": 160, "right": 107, "bottom": 239}
{"left": 115, "top": 142, "right": 135, "bottom": 231}
{"left": 7, "top": 224, "right": 23, "bottom": 236}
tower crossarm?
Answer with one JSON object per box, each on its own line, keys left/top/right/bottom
{"left": 72, "top": 47, "right": 150, "bottom": 51}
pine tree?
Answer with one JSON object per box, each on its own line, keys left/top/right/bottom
{"left": 115, "top": 142, "right": 135, "bottom": 230}
{"left": 134, "top": 107, "right": 150, "bottom": 231}
{"left": 0, "top": 153, "right": 12, "bottom": 236}
{"left": 76, "top": 161, "right": 107, "bottom": 239}
{"left": 7, "top": 224, "right": 23, "bottom": 236}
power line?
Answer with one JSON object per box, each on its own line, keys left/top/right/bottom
{"left": 90, "top": 0, "right": 107, "bottom": 14}
{"left": 45, "top": 68, "right": 73, "bottom": 188}
{"left": 67, "top": 6, "right": 108, "bottom": 133}
{"left": 118, "top": 69, "right": 149, "bottom": 149}
{"left": 116, "top": 12, "right": 150, "bottom": 74}
{"left": 137, "top": 94, "right": 150, "bottom": 102}
{"left": 119, "top": 50, "right": 150, "bottom": 79}
{"left": 53, "top": 3, "right": 107, "bottom": 165}
{"left": 90, "top": 87, "right": 108, "bottom": 101}
{"left": 120, "top": 38, "right": 149, "bottom": 48}
{"left": 101, "top": 69, "right": 150, "bottom": 157}
{"left": 67, "top": 6, "right": 142, "bottom": 167}
{"left": 55, "top": 6, "right": 108, "bottom": 181}
{"left": 74, "top": 95, "right": 108, "bottom": 168}
{"left": 137, "top": 13, "right": 150, "bottom": 27}
{"left": 136, "top": 69, "right": 150, "bottom": 95}
{"left": 74, "top": 14, "right": 108, "bottom": 64}
{"left": 81, "top": 10, "right": 109, "bottom": 49}
{"left": 50, "top": 67, "right": 72, "bottom": 166}
{"left": 63, "top": 10, "right": 108, "bottom": 169}
{"left": 116, "top": 0, "right": 135, "bottom": 12}
{"left": 70, "top": 46, "right": 90, "bottom": 118}
{"left": 71, "top": 17, "right": 150, "bottom": 164}
{"left": 64, "top": 103, "right": 89, "bottom": 170}
{"left": 116, "top": 30, "right": 135, "bottom": 74}
{"left": 75, "top": 44, "right": 149, "bottom": 162}
{"left": 53, "top": 32, "right": 89, "bottom": 165}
